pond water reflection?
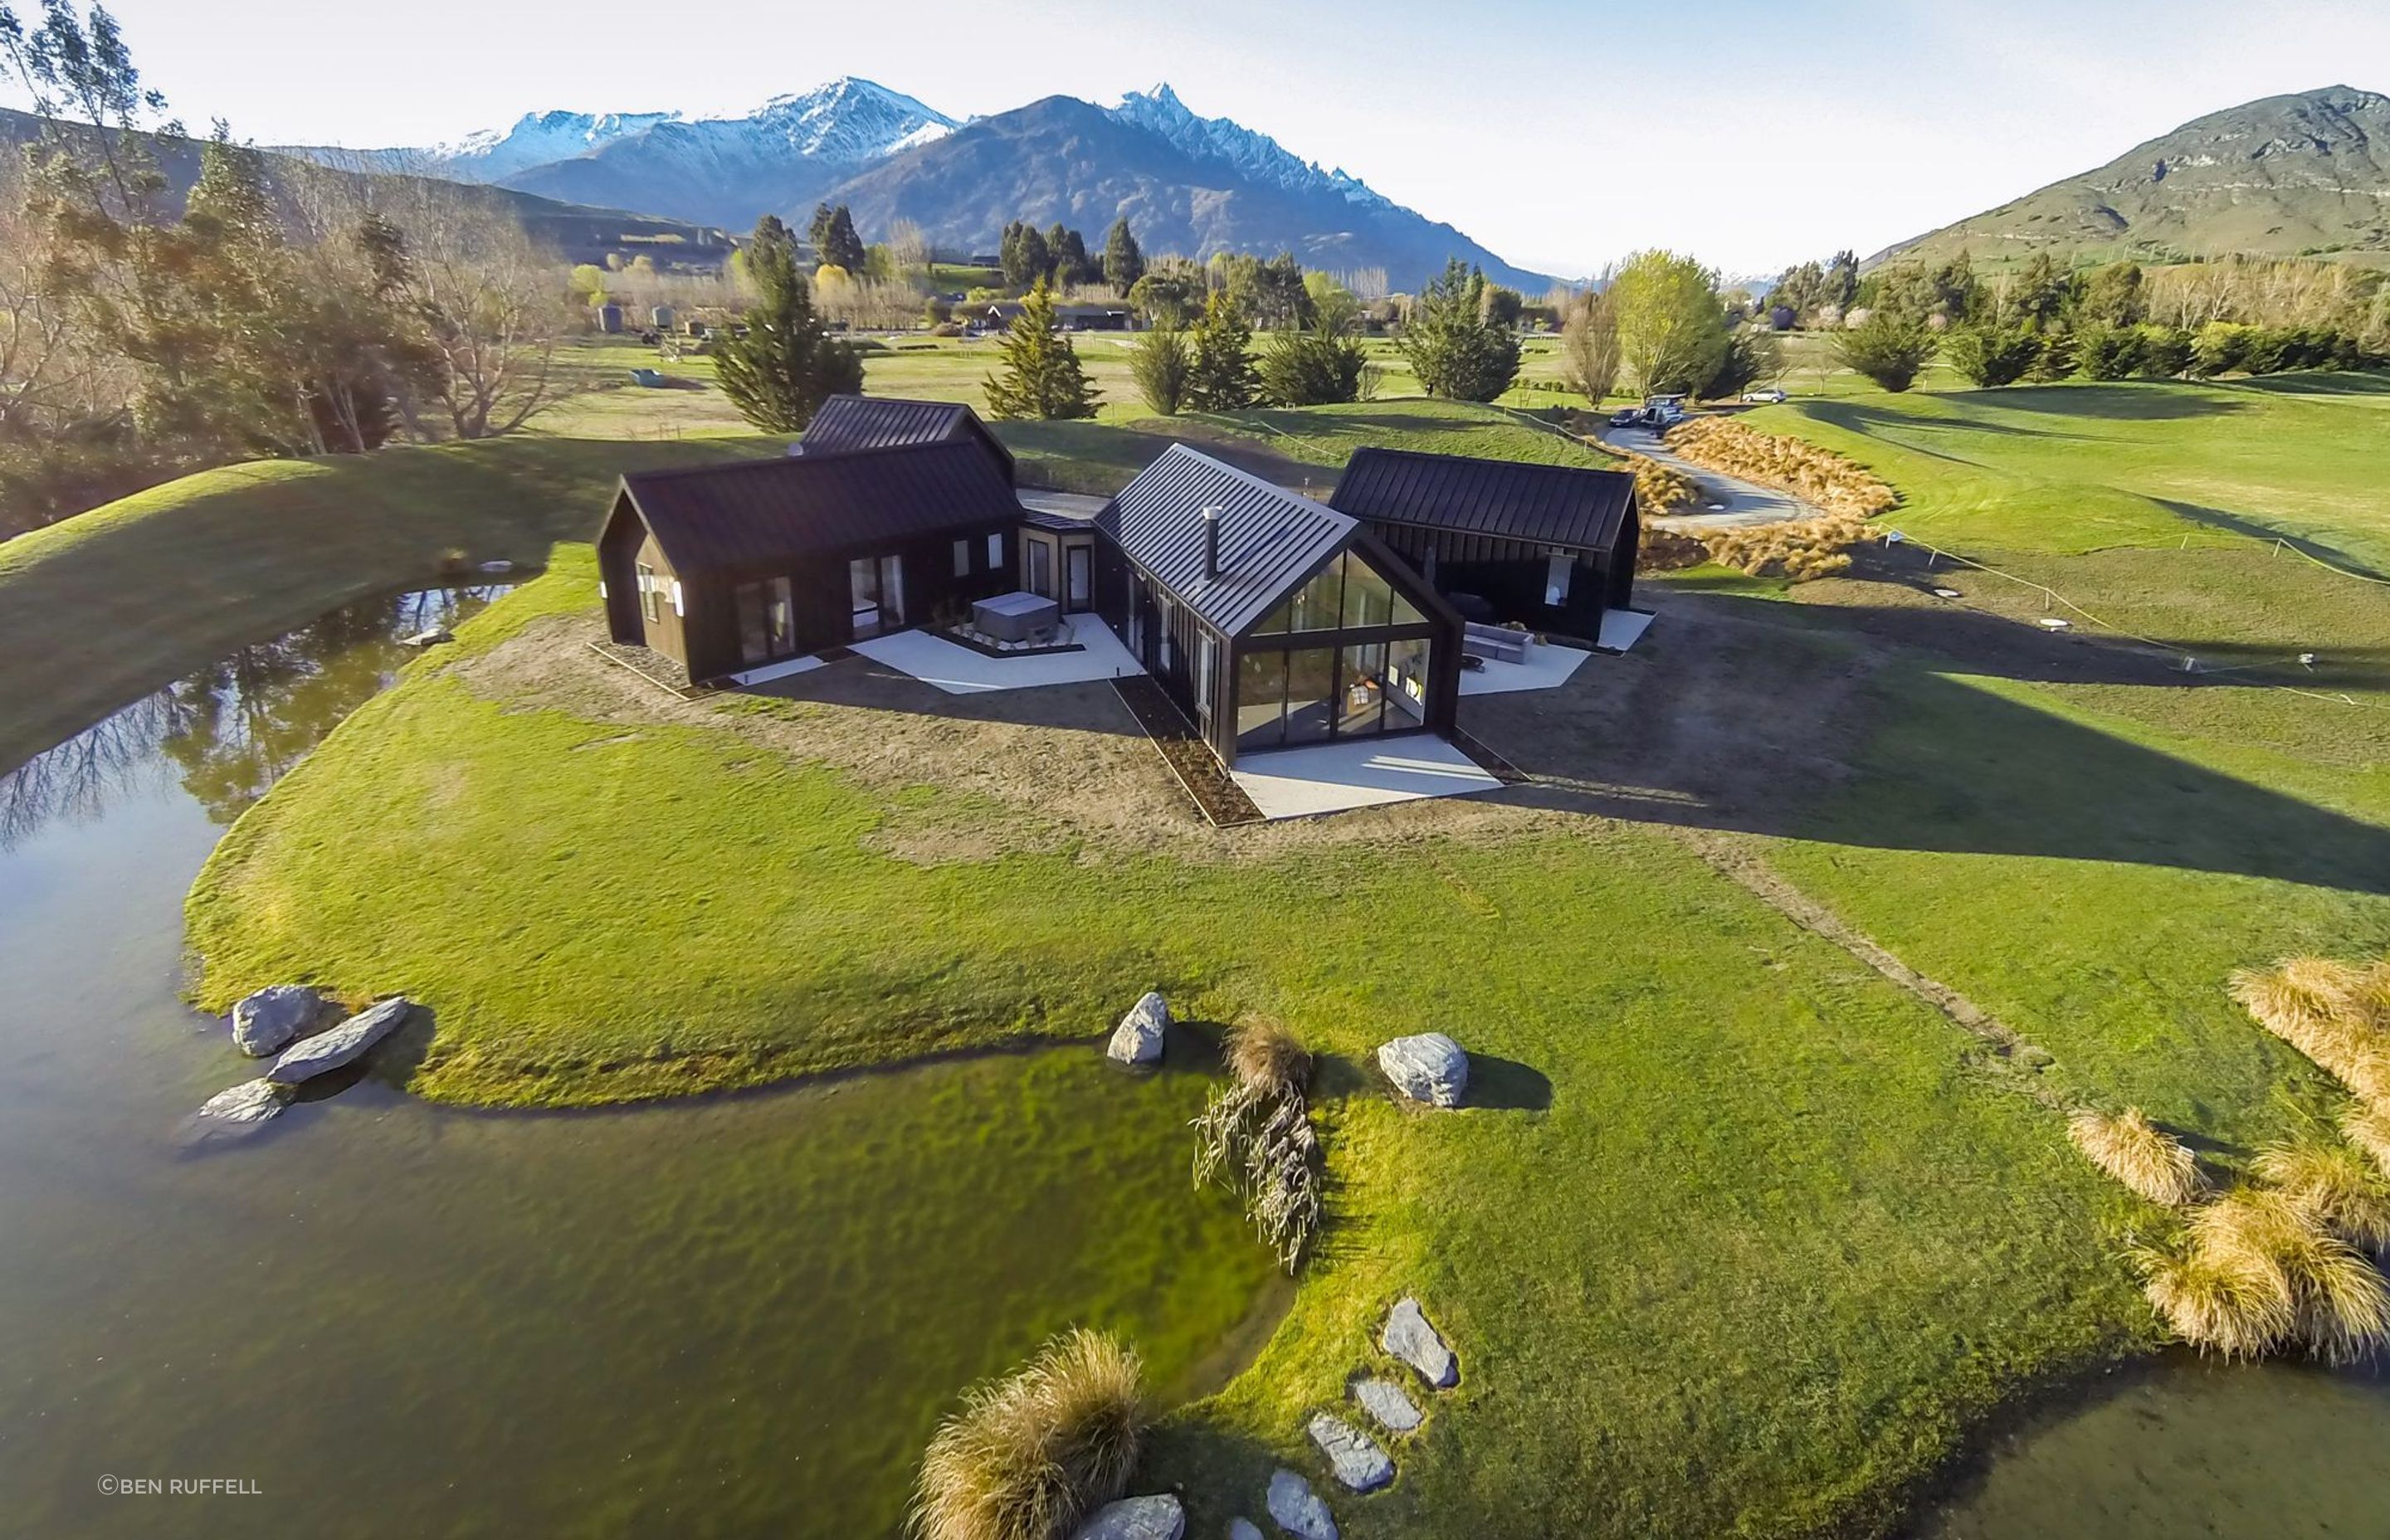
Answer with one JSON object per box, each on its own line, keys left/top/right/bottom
{"left": 0, "top": 586, "right": 1280, "bottom": 1538}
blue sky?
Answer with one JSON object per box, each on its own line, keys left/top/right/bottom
{"left": 27, "top": 0, "right": 2390, "bottom": 275}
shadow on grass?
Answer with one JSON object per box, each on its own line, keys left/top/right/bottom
{"left": 1465, "top": 585, "right": 2390, "bottom": 897}
{"left": 2153, "top": 497, "right": 2390, "bottom": 582}
{"left": 2228, "top": 369, "right": 2390, "bottom": 399}
{"left": 1467, "top": 1055, "right": 1554, "bottom": 1112}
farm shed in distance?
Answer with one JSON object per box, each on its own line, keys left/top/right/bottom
{"left": 598, "top": 440, "right": 1023, "bottom": 682}
{"left": 1097, "top": 446, "right": 1461, "bottom": 767}
{"left": 1328, "top": 447, "right": 1641, "bottom": 642}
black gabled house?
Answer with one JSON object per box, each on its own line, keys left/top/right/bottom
{"left": 1097, "top": 446, "right": 1461, "bottom": 766}
{"left": 1328, "top": 447, "right": 1641, "bottom": 641}
{"left": 598, "top": 440, "right": 1023, "bottom": 682}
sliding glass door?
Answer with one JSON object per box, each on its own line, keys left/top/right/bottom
{"left": 849, "top": 554, "right": 905, "bottom": 640}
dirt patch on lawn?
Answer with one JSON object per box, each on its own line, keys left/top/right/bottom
{"left": 441, "top": 588, "right": 1893, "bottom": 862}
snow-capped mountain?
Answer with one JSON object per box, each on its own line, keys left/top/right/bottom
{"left": 278, "top": 78, "right": 954, "bottom": 223}
{"left": 1107, "top": 84, "right": 1393, "bottom": 212}
{"left": 279, "top": 78, "right": 1551, "bottom": 290}
{"left": 434, "top": 109, "right": 685, "bottom": 183}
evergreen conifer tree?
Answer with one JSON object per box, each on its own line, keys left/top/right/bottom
{"left": 982, "top": 280, "right": 1099, "bottom": 419}
{"left": 714, "top": 215, "right": 863, "bottom": 432}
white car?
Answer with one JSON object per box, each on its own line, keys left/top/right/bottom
{"left": 1741, "top": 387, "right": 1788, "bottom": 404}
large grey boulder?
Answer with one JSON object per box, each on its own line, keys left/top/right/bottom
{"left": 1377, "top": 1033, "right": 1467, "bottom": 1108}
{"left": 266, "top": 996, "right": 411, "bottom": 1084}
{"left": 1266, "top": 1469, "right": 1337, "bottom": 1540}
{"left": 1350, "top": 1376, "right": 1422, "bottom": 1435}
{"left": 1228, "top": 1520, "right": 1265, "bottom": 1540}
{"left": 197, "top": 1078, "right": 287, "bottom": 1125}
{"left": 230, "top": 984, "right": 321, "bottom": 1057}
{"left": 1107, "top": 991, "right": 1170, "bottom": 1065}
{"left": 1069, "top": 1494, "right": 1183, "bottom": 1540}
{"left": 1306, "top": 1413, "right": 1393, "bottom": 1493}
{"left": 1383, "top": 1297, "right": 1458, "bottom": 1389}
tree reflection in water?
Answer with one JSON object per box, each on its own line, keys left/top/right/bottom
{"left": 0, "top": 586, "right": 508, "bottom": 849}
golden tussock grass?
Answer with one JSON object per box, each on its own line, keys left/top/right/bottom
{"left": 910, "top": 1328, "right": 1145, "bottom": 1540}
{"left": 2254, "top": 1141, "right": 2390, "bottom": 1252}
{"left": 2066, "top": 1107, "right": 2205, "bottom": 1206}
{"left": 2339, "top": 1103, "right": 2390, "bottom": 1179}
{"left": 2231, "top": 955, "right": 2390, "bottom": 1103}
{"left": 1663, "top": 417, "right": 1900, "bottom": 520}
{"left": 1700, "top": 510, "right": 1875, "bottom": 582}
{"left": 1636, "top": 524, "right": 1710, "bottom": 573}
{"left": 2191, "top": 1189, "right": 2390, "bottom": 1364}
{"left": 1224, "top": 1019, "right": 1312, "bottom": 1099}
{"left": 2134, "top": 1233, "right": 2295, "bottom": 1360}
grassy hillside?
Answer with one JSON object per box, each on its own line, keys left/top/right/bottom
{"left": 0, "top": 434, "right": 776, "bottom": 777}
{"left": 1744, "top": 373, "right": 2390, "bottom": 566}
{"left": 1875, "top": 85, "right": 2390, "bottom": 270}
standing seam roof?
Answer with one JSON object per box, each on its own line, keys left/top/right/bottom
{"left": 617, "top": 440, "right": 1021, "bottom": 573}
{"left": 1097, "top": 446, "right": 1358, "bottom": 636}
{"left": 1328, "top": 446, "right": 1636, "bottom": 551}
{"left": 795, "top": 394, "right": 1017, "bottom": 485}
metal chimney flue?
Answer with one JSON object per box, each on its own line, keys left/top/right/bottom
{"left": 1201, "top": 504, "right": 1222, "bottom": 578}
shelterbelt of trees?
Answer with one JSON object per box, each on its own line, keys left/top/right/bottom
{"left": 0, "top": 2, "right": 578, "bottom": 533}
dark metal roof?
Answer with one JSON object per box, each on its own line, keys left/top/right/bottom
{"left": 1098, "top": 445, "right": 1358, "bottom": 637}
{"left": 794, "top": 394, "right": 1016, "bottom": 485}
{"left": 1022, "top": 507, "right": 1090, "bottom": 532}
{"left": 615, "top": 441, "right": 1021, "bottom": 574}
{"left": 1328, "top": 446, "right": 1638, "bottom": 553}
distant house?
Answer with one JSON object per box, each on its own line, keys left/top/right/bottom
{"left": 1097, "top": 446, "right": 1461, "bottom": 763}
{"left": 978, "top": 300, "right": 1138, "bottom": 332}
{"left": 1328, "top": 447, "right": 1641, "bottom": 641}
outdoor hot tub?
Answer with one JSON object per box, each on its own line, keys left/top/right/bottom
{"left": 971, "top": 590, "right": 1061, "bottom": 643}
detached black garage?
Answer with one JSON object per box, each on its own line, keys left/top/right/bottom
{"left": 1328, "top": 447, "right": 1641, "bottom": 642}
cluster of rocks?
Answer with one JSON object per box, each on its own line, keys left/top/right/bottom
{"left": 193, "top": 986, "right": 413, "bottom": 1138}
{"left": 1188, "top": 1297, "right": 1461, "bottom": 1540}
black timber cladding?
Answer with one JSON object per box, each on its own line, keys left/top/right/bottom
{"left": 1098, "top": 445, "right": 1358, "bottom": 637}
{"left": 617, "top": 440, "right": 1021, "bottom": 573}
{"left": 1328, "top": 446, "right": 1636, "bottom": 552}
{"left": 796, "top": 393, "right": 1017, "bottom": 485}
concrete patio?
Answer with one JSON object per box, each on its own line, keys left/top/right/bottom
{"left": 1459, "top": 637, "right": 1595, "bottom": 695}
{"left": 848, "top": 621, "right": 1144, "bottom": 695}
{"left": 1229, "top": 736, "right": 1503, "bottom": 821}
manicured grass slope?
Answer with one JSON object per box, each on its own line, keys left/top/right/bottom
{"left": 187, "top": 559, "right": 2146, "bottom": 1539}
{"left": 1746, "top": 374, "right": 2390, "bottom": 563}
{"left": 0, "top": 434, "right": 776, "bottom": 777}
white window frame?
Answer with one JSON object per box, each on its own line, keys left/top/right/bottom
{"left": 953, "top": 539, "right": 971, "bottom": 578}
{"left": 987, "top": 532, "right": 1005, "bottom": 568}
{"left": 1544, "top": 551, "right": 1573, "bottom": 607}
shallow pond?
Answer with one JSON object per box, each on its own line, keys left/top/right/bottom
{"left": 1914, "top": 1354, "right": 2390, "bottom": 1539}
{"left": 0, "top": 589, "right": 1280, "bottom": 1538}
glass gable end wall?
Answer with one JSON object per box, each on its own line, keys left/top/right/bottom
{"left": 1233, "top": 547, "right": 1438, "bottom": 756}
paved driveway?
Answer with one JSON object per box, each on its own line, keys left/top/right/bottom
{"left": 1593, "top": 421, "right": 1818, "bottom": 529}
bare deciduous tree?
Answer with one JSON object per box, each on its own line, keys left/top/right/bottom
{"left": 371, "top": 181, "right": 567, "bottom": 439}
{"left": 1560, "top": 287, "right": 1622, "bottom": 404}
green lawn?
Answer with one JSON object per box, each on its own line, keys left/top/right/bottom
{"left": 183, "top": 553, "right": 2153, "bottom": 1539}
{"left": 16, "top": 364, "right": 2390, "bottom": 1537}
{"left": 0, "top": 433, "right": 778, "bottom": 778}
{"left": 1743, "top": 373, "right": 2390, "bottom": 565}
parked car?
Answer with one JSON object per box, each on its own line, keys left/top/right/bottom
{"left": 1742, "top": 387, "right": 1788, "bottom": 404}
{"left": 1608, "top": 408, "right": 1641, "bottom": 428}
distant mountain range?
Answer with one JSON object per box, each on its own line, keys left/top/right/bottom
{"left": 1875, "top": 85, "right": 2390, "bottom": 270}
{"left": 0, "top": 106, "right": 737, "bottom": 272}
{"left": 283, "top": 79, "right": 1554, "bottom": 292}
